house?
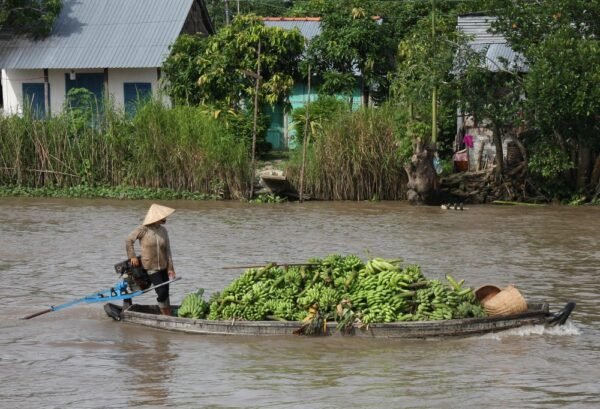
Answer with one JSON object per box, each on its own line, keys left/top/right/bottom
{"left": 454, "top": 14, "right": 528, "bottom": 172}
{"left": 262, "top": 17, "right": 363, "bottom": 150}
{"left": 0, "top": 0, "right": 214, "bottom": 117}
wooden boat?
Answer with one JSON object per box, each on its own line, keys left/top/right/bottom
{"left": 104, "top": 301, "right": 575, "bottom": 338}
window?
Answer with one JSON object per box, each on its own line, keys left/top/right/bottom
{"left": 22, "top": 83, "right": 46, "bottom": 118}
{"left": 124, "top": 82, "right": 152, "bottom": 116}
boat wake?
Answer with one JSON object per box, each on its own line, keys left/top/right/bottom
{"left": 480, "top": 321, "right": 580, "bottom": 340}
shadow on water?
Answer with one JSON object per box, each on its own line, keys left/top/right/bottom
{"left": 118, "top": 332, "right": 177, "bottom": 407}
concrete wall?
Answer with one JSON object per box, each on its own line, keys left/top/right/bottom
{"left": 1, "top": 69, "right": 45, "bottom": 115}
{"left": 1, "top": 67, "right": 165, "bottom": 116}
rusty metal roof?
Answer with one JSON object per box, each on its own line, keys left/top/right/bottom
{"left": 0, "top": 0, "right": 210, "bottom": 69}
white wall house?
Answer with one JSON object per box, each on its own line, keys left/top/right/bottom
{"left": 0, "top": 0, "right": 213, "bottom": 117}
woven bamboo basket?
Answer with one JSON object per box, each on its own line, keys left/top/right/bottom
{"left": 474, "top": 285, "right": 501, "bottom": 304}
{"left": 481, "top": 285, "right": 528, "bottom": 317}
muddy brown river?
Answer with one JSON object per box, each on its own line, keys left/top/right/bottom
{"left": 1, "top": 198, "right": 598, "bottom": 408}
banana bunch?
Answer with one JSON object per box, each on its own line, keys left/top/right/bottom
{"left": 364, "top": 257, "right": 402, "bottom": 275}
{"left": 220, "top": 302, "right": 267, "bottom": 321}
{"left": 408, "top": 275, "right": 482, "bottom": 321}
{"left": 297, "top": 283, "right": 340, "bottom": 315}
{"left": 346, "top": 258, "right": 422, "bottom": 323}
{"left": 456, "top": 301, "right": 486, "bottom": 318}
{"left": 203, "top": 254, "right": 486, "bottom": 325}
{"left": 264, "top": 299, "right": 296, "bottom": 320}
{"left": 177, "top": 288, "right": 209, "bottom": 319}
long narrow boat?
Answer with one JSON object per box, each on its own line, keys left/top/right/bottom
{"left": 104, "top": 301, "right": 575, "bottom": 338}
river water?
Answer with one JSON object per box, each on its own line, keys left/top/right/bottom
{"left": 1, "top": 198, "right": 598, "bottom": 408}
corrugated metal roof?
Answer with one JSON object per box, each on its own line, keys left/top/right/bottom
{"left": 486, "top": 43, "right": 528, "bottom": 72}
{"left": 457, "top": 15, "right": 528, "bottom": 72}
{"left": 458, "top": 15, "right": 505, "bottom": 44}
{"left": 263, "top": 18, "right": 322, "bottom": 40}
{"left": 0, "top": 0, "right": 197, "bottom": 69}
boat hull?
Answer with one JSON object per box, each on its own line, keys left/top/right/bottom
{"left": 105, "top": 302, "right": 570, "bottom": 338}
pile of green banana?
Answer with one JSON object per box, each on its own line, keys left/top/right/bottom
{"left": 201, "top": 254, "right": 486, "bottom": 324}
{"left": 177, "top": 288, "right": 210, "bottom": 319}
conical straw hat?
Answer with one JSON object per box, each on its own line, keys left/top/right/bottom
{"left": 143, "top": 204, "right": 175, "bottom": 225}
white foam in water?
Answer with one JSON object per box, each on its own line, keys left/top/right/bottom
{"left": 479, "top": 321, "right": 580, "bottom": 340}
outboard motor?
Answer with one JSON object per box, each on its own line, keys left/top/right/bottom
{"left": 114, "top": 257, "right": 152, "bottom": 292}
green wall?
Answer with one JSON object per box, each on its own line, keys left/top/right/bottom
{"left": 264, "top": 80, "right": 362, "bottom": 151}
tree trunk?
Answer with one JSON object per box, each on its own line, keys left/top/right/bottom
{"left": 590, "top": 153, "right": 600, "bottom": 188}
{"left": 492, "top": 122, "right": 504, "bottom": 181}
{"left": 362, "top": 87, "right": 370, "bottom": 108}
{"left": 577, "top": 145, "right": 591, "bottom": 191}
{"left": 405, "top": 139, "right": 440, "bottom": 205}
{"left": 361, "top": 77, "right": 369, "bottom": 108}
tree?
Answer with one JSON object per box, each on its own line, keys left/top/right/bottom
{"left": 484, "top": 0, "right": 600, "bottom": 197}
{"left": 456, "top": 67, "right": 525, "bottom": 181}
{"left": 187, "top": 15, "right": 304, "bottom": 109}
{"left": 0, "top": 0, "right": 62, "bottom": 37}
{"left": 304, "top": 0, "right": 396, "bottom": 107}
{"left": 161, "top": 34, "right": 208, "bottom": 106}
{"left": 162, "top": 15, "right": 304, "bottom": 195}
{"left": 390, "top": 1, "right": 468, "bottom": 204}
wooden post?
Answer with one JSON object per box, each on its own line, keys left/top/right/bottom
{"left": 224, "top": 0, "right": 230, "bottom": 25}
{"left": 299, "top": 64, "right": 311, "bottom": 203}
{"left": 431, "top": 0, "right": 437, "bottom": 144}
{"left": 43, "top": 68, "right": 50, "bottom": 116}
{"left": 103, "top": 68, "right": 109, "bottom": 106}
{"left": 249, "top": 40, "right": 261, "bottom": 200}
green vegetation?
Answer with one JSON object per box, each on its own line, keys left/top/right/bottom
{"left": 0, "top": 100, "right": 250, "bottom": 199}
{"left": 471, "top": 0, "right": 600, "bottom": 200}
{"left": 249, "top": 193, "right": 287, "bottom": 204}
{"left": 0, "top": 185, "right": 216, "bottom": 200}
{"left": 4, "top": 1, "right": 598, "bottom": 203}
{"left": 0, "top": 0, "right": 61, "bottom": 37}
{"left": 289, "top": 96, "right": 347, "bottom": 146}
{"left": 286, "top": 104, "right": 409, "bottom": 200}
{"left": 304, "top": 3, "right": 396, "bottom": 105}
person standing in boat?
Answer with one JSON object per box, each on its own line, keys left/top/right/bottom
{"left": 126, "top": 204, "right": 177, "bottom": 316}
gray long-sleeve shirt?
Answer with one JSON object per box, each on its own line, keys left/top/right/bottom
{"left": 126, "top": 225, "right": 174, "bottom": 272}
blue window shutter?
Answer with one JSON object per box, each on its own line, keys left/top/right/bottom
{"left": 65, "top": 73, "right": 105, "bottom": 110}
{"left": 124, "top": 83, "right": 152, "bottom": 116}
{"left": 22, "top": 83, "right": 46, "bottom": 118}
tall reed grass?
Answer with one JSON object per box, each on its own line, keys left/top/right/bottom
{"left": 0, "top": 100, "right": 249, "bottom": 198}
{"left": 286, "top": 105, "right": 408, "bottom": 200}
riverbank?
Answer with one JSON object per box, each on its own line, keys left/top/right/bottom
{"left": 0, "top": 185, "right": 217, "bottom": 200}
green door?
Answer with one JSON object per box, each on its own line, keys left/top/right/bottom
{"left": 265, "top": 104, "right": 285, "bottom": 150}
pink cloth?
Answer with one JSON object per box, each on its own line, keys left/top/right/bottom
{"left": 463, "top": 134, "right": 474, "bottom": 148}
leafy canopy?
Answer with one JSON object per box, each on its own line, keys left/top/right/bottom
{"left": 304, "top": 0, "right": 396, "bottom": 102}
{"left": 0, "top": 0, "right": 62, "bottom": 37}
{"left": 484, "top": 0, "right": 600, "bottom": 181}
{"left": 195, "top": 15, "right": 304, "bottom": 107}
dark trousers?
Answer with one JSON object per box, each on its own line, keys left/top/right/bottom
{"left": 149, "top": 269, "right": 169, "bottom": 304}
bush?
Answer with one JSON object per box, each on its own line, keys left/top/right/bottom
{"left": 0, "top": 100, "right": 250, "bottom": 199}
{"left": 286, "top": 104, "right": 408, "bottom": 200}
